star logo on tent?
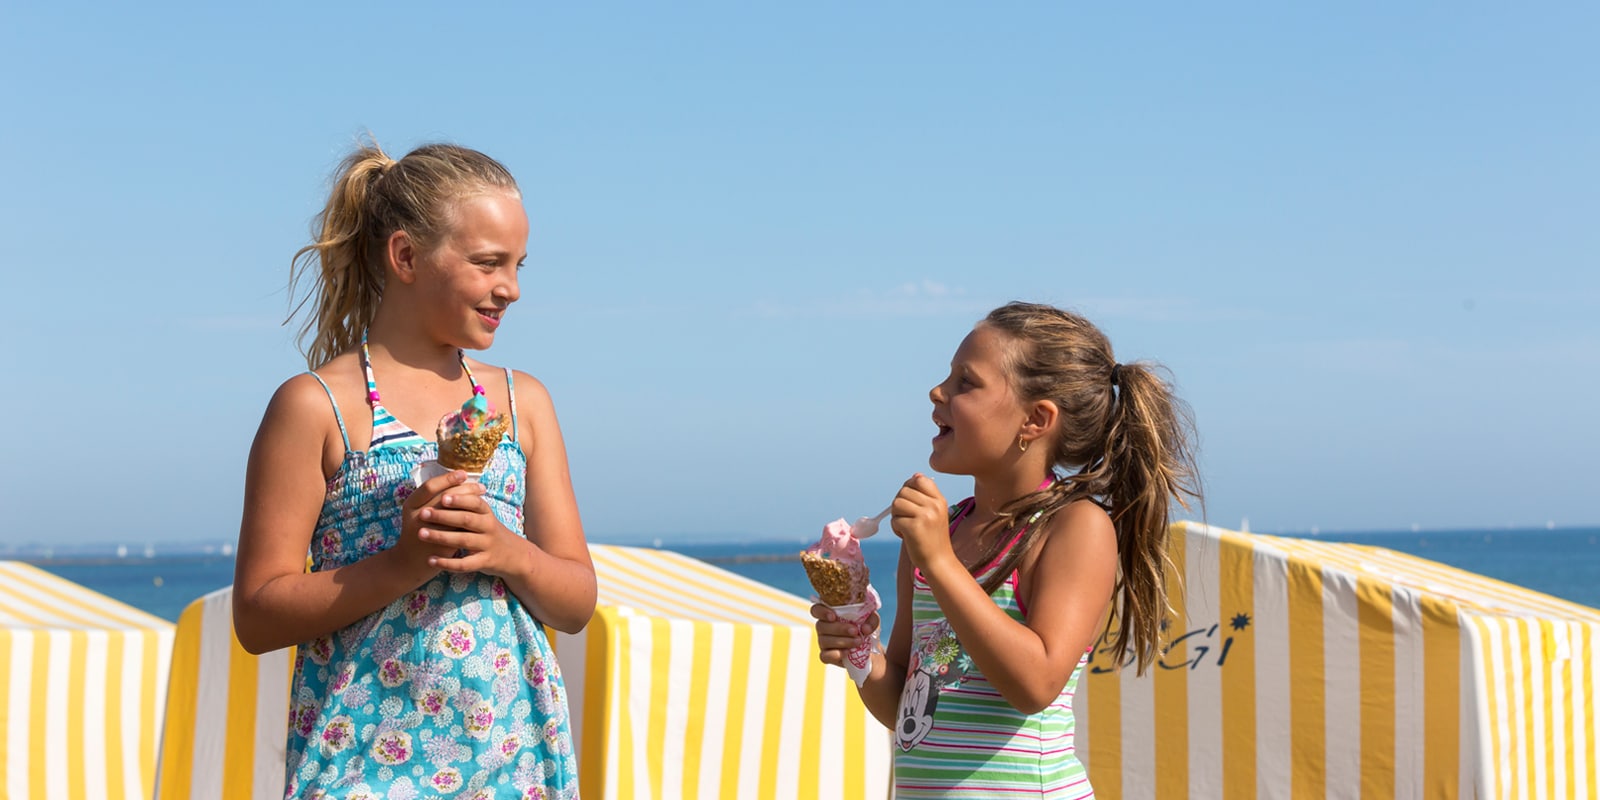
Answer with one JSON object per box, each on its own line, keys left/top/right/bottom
{"left": 1230, "top": 613, "right": 1251, "bottom": 631}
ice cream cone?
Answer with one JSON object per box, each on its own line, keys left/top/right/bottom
{"left": 436, "top": 413, "right": 508, "bottom": 473}
{"left": 801, "top": 550, "right": 867, "bottom": 606}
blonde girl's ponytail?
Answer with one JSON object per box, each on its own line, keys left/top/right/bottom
{"left": 966, "top": 302, "right": 1202, "bottom": 676}
{"left": 288, "top": 145, "right": 395, "bottom": 368}
{"left": 286, "top": 140, "right": 520, "bottom": 368}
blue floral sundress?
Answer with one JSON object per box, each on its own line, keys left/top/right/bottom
{"left": 286, "top": 351, "right": 578, "bottom": 800}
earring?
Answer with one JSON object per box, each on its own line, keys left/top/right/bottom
{"left": 1018, "top": 436, "right": 1029, "bottom": 453}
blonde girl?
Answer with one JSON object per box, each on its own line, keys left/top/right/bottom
{"left": 233, "top": 142, "right": 593, "bottom": 799}
{"left": 815, "top": 301, "right": 1200, "bottom": 798}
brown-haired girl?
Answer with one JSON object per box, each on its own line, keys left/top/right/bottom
{"left": 233, "top": 141, "right": 592, "bottom": 799}
{"left": 814, "top": 301, "right": 1200, "bottom": 798}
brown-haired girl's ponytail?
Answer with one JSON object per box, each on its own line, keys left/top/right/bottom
{"left": 1099, "top": 360, "right": 1202, "bottom": 675}
{"left": 966, "top": 301, "right": 1202, "bottom": 676}
{"left": 288, "top": 145, "right": 395, "bottom": 368}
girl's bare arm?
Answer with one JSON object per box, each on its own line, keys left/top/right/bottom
{"left": 920, "top": 501, "right": 1117, "bottom": 714}
{"left": 231, "top": 375, "right": 458, "bottom": 654}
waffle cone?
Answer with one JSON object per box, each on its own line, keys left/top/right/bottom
{"left": 436, "top": 414, "right": 509, "bottom": 473}
{"left": 801, "top": 550, "right": 868, "bottom": 606}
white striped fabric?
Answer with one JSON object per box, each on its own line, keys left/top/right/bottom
{"left": 153, "top": 587, "right": 293, "bottom": 800}
{"left": 553, "top": 545, "right": 893, "bottom": 799}
{"left": 1075, "top": 522, "right": 1600, "bottom": 799}
{"left": 0, "top": 560, "right": 176, "bottom": 800}
{"left": 152, "top": 545, "right": 892, "bottom": 799}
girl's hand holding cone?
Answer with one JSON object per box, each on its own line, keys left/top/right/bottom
{"left": 812, "top": 604, "right": 880, "bottom": 669}
{"left": 416, "top": 483, "right": 533, "bottom": 579}
{"left": 396, "top": 470, "right": 479, "bottom": 576}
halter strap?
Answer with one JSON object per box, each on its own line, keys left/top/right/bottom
{"left": 360, "top": 331, "right": 485, "bottom": 450}
{"left": 359, "top": 331, "right": 482, "bottom": 406}
{"left": 944, "top": 476, "right": 1056, "bottom": 580}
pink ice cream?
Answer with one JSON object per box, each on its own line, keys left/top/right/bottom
{"left": 808, "top": 519, "right": 862, "bottom": 563}
{"left": 801, "top": 517, "right": 881, "bottom": 686}
{"left": 801, "top": 519, "right": 869, "bottom": 605}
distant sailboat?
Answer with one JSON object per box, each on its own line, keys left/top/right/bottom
{"left": 116, "top": 545, "right": 128, "bottom": 558}
{"left": 1240, "top": 516, "right": 1250, "bottom": 533}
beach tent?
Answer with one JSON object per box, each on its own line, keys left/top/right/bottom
{"left": 562, "top": 545, "right": 891, "bottom": 798}
{"left": 155, "top": 544, "right": 891, "bottom": 799}
{"left": 153, "top": 588, "right": 294, "bottom": 800}
{"left": 1073, "top": 521, "right": 1600, "bottom": 799}
{"left": 0, "top": 560, "right": 176, "bottom": 800}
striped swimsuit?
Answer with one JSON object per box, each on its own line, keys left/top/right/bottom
{"left": 893, "top": 499, "right": 1093, "bottom": 798}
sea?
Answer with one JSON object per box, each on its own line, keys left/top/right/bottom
{"left": 10, "top": 526, "right": 1600, "bottom": 634}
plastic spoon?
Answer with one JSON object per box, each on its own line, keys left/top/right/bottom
{"left": 850, "top": 505, "right": 893, "bottom": 539}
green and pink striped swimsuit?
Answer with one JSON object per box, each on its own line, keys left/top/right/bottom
{"left": 893, "top": 498, "right": 1093, "bottom": 798}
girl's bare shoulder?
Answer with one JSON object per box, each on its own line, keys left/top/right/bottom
{"left": 509, "top": 369, "right": 553, "bottom": 406}
{"left": 1051, "top": 499, "right": 1115, "bottom": 537}
{"left": 307, "top": 351, "right": 365, "bottom": 388}
{"left": 1019, "top": 500, "right": 1116, "bottom": 582}
{"left": 260, "top": 354, "right": 360, "bottom": 439}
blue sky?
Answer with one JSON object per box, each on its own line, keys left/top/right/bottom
{"left": 2, "top": 3, "right": 1595, "bottom": 546}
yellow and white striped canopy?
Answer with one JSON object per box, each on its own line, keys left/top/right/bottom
{"left": 154, "top": 588, "right": 294, "bottom": 800}
{"left": 154, "top": 544, "right": 891, "bottom": 799}
{"left": 563, "top": 545, "right": 890, "bottom": 799}
{"left": 0, "top": 560, "right": 176, "bottom": 800}
{"left": 1075, "top": 522, "right": 1600, "bottom": 799}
